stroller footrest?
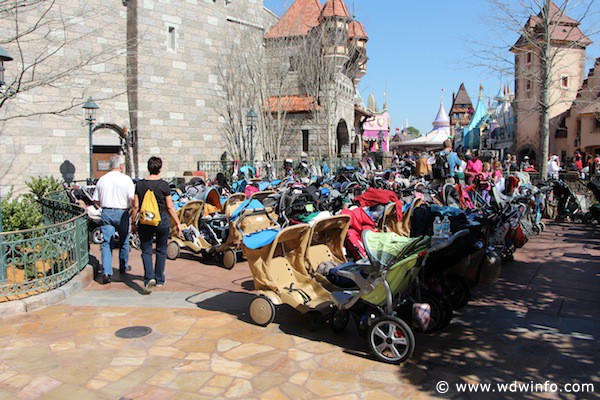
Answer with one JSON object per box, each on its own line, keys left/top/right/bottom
{"left": 332, "top": 290, "right": 356, "bottom": 307}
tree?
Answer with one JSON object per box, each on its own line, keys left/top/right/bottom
{"left": 406, "top": 126, "right": 421, "bottom": 138}
{"left": 296, "top": 18, "right": 355, "bottom": 158}
{"left": 215, "top": 32, "right": 295, "bottom": 162}
{"left": 0, "top": 0, "right": 128, "bottom": 118}
{"left": 471, "top": 0, "right": 598, "bottom": 179}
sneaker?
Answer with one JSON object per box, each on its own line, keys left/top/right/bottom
{"left": 156, "top": 280, "right": 166, "bottom": 287}
{"left": 144, "top": 279, "right": 156, "bottom": 294}
{"left": 102, "top": 275, "right": 111, "bottom": 285}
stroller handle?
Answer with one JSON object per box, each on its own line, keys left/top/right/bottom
{"left": 426, "top": 229, "right": 470, "bottom": 254}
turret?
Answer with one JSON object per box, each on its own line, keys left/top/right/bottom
{"left": 319, "top": 0, "right": 352, "bottom": 69}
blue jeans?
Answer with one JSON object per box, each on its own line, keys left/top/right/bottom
{"left": 138, "top": 216, "right": 170, "bottom": 284}
{"left": 100, "top": 208, "right": 131, "bottom": 276}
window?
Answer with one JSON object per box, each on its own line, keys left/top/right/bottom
{"left": 168, "top": 26, "right": 176, "bottom": 51}
{"left": 302, "top": 130, "right": 309, "bottom": 152}
{"left": 526, "top": 79, "right": 532, "bottom": 91}
{"left": 561, "top": 75, "right": 569, "bottom": 89}
{"left": 595, "top": 118, "right": 600, "bottom": 130}
{"left": 526, "top": 52, "right": 532, "bottom": 64}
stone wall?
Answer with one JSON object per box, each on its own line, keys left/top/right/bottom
{"left": 0, "top": 0, "right": 278, "bottom": 194}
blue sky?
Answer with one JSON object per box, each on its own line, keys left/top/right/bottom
{"left": 263, "top": 0, "right": 599, "bottom": 134}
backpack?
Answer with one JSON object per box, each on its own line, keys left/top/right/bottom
{"left": 432, "top": 151, "right": 450, "bottom": 179}
{"left": 139, "top": 184, "right": 161, "bottom": 226}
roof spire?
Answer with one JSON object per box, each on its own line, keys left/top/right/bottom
{"left": 383, "top": 81, "right": 388, "bottom": 111}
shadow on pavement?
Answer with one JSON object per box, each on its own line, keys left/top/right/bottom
{"left": 192, "top": 290, "right": 371, "bottom": 359}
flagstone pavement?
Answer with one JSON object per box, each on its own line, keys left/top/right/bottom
{"left": 0, "top": 222, "right": 598, "bottom": 399}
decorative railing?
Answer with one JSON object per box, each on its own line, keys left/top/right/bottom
{"left": 194, "top": 158, "right": 362, "bottom": 181}
{"left": 0, "top": 190, "right": 89, "bottom": 301}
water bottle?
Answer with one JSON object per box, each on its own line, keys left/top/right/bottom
{"left": 433, "top": 216, "right": 443, "bottom": 242}
{"left": 442, "top": 215, "right": 451, "bottom": 239}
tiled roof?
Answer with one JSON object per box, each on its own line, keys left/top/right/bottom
{"left": 319, "top": 0, "right": 351, "bottom": 21}
{"left": 266, "top": 95, "right": 317, "bottom": 113}
{"left": 512, "top": 2, "right": 592, "bottom": 50}
{"left": 580, "top": 100, "right": 600, "bottom": 115}
{"left": 265, "top": 0, "right": 323, "bottom": 39}
{"left": 349, "top": 20, "right": 368, "bottom": 40}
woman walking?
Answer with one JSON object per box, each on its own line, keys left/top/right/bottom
{"left": 132, "top": 157, "right": 182, "bottom": 294}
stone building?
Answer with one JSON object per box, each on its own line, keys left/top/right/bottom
{"left": 0, "top": 0, "right": 278, "bottom": 193}
{"left": 558, "top": 58, "right": 600, "bottom": 158}
{"left": 511, "top": 1, "right": 592, "bottom": 161}
{"left": 263, "top": 0, "right": 368, "bottom": 159}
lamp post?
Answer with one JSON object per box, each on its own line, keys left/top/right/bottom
{"left": 0, "top": 46, "right": 13, "bottom": 234}
{"left": 82, "top": 97, "right": 99, "bottom": 184}
{"left": 246, "top": 108, "right": 258, "bottom": 164}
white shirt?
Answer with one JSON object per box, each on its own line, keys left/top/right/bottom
{"left": 547, "top": 160, "right": 560, "bottom": 179}
{"left": 93, "top": 170, "right": 135, "bottom": 209}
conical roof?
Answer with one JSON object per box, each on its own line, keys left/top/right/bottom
{"left": 265, "top": 0, "right": 323, "bottom": 39}
{"left": 466, "top": 91, "right": 487, "bottom": 130}
{"left": 349, "top": 20, "right": 368, "bottom": 40}
{"left": 319, "top": 0, "right": 351, "bottom": 21}
{"left": 432, "top": 99, "right": 450, "bottom": 128}
{"left": 452, "top": 83, "right": 472, "bottom": 106}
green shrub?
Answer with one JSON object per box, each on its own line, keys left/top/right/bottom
{"left": 1, "top": 190, "right": 43, "bottom": 232}
{"left": 25, "top": 175, "right": 64, "bottom": 201}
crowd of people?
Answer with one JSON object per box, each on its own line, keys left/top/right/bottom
{"left": 388, "top": 141, "right": 600, "bottom": 206}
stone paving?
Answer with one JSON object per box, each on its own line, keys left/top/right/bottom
{"left": 0, "top": 222, "right": 598, "bottom": 399}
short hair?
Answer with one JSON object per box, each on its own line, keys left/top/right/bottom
{"left": 443, "top": 139, "right": 453, "bottom": 149}
{"left": 110, "top": 155, "right": 122, "bottom": 169}
{"left": 148, "top": 156, "right": 162, "bottom": 175}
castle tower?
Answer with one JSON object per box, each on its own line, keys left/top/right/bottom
{"left": 449, "top": 83, "right": 473, "bottom": 128}
{"left": 510, "top": 1, "right": 592, "bottom": 160}
{"left": 319, "top": 0, "right": 352, "bottom": 70}
{"left": 348, "top": 20, "right": 368, "bottom": 84}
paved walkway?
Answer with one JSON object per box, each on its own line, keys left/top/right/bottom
{"left": 0, "top": 222, "right": 598, "bottom": 399}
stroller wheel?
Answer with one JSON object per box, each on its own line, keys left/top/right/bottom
{"left": 166, "top": 241, "right": 180, "bottom": 260}
{"left": 539, "top": 221, "right": 546, "bottom": 232}
{"left": 418, "top": 291, "right": 453, "bottom": 333}
{"left": 368, "top": 316, "right": 415, "bottom": 364}
{"left": 249, "top": 296, "right": 275, "bottom": 327}
{"left": 330, "top": 307, "right": 350, "bottom": 333}
{"left": 130, "top": 233, "right": 141, "bottom": 250}
{"left": 91, "top": 227, "right": 103, "bottom": 244}
{"left": 445, "top": 276, "right": 471, "bottom": 310}
{"left": 221, "top": 249, "right": 237, "bottom": 270}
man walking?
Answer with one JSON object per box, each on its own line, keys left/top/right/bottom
{"left": 93, "top": 156, "right": 135, "bottom": 284}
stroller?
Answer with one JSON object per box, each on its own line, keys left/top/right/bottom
{"left": 167, "top": 188, "right": 239, "bottom": 269}
{"left": 328, "top": 231, "right": 432, "bottom": 364}
{"left": 552, "top": 180, "right": 589, "bottom": 222}
{"left": 242, "top": 224, "right": 333, "bottom": 327}
{"left": 305, "top": 215, "right": 351, "bottom": 290}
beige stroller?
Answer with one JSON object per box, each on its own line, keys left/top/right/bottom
{"left": 242, "top": 223, "right": 332, "bottom": 327}
{"left": 167, "top": 190, "right": 240, "bottom": 269}
{"left": 380, "top": 197, "right": 423, "bottom": 237}
{"left": 304, "top": 215, "right": 350, "bottom": 290}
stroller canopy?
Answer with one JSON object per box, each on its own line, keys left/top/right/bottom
{"left": 362, "top": 231, "right": 429, "bottom": 272}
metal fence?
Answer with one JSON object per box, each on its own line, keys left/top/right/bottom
{"left": 0, "top": 190, "right": 89, "bottom": 300}
{"left": 195, "top": 158, "right": 362, "bottom": 181}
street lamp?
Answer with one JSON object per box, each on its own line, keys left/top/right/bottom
{"left": 82, "top": 97, "right": 99, "bottom": 183}
{"left": 0, "top": 46, "right": 13, "bottom": 233}
{"left": 246, "top": 108, "right": 258, "bottom": 164}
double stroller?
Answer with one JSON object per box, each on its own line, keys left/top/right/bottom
{"left": 167, "top": 189, "right": 245, "bottom": 269}
{"left": 240, "top": 212, "right": 468, "bottom": 364}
